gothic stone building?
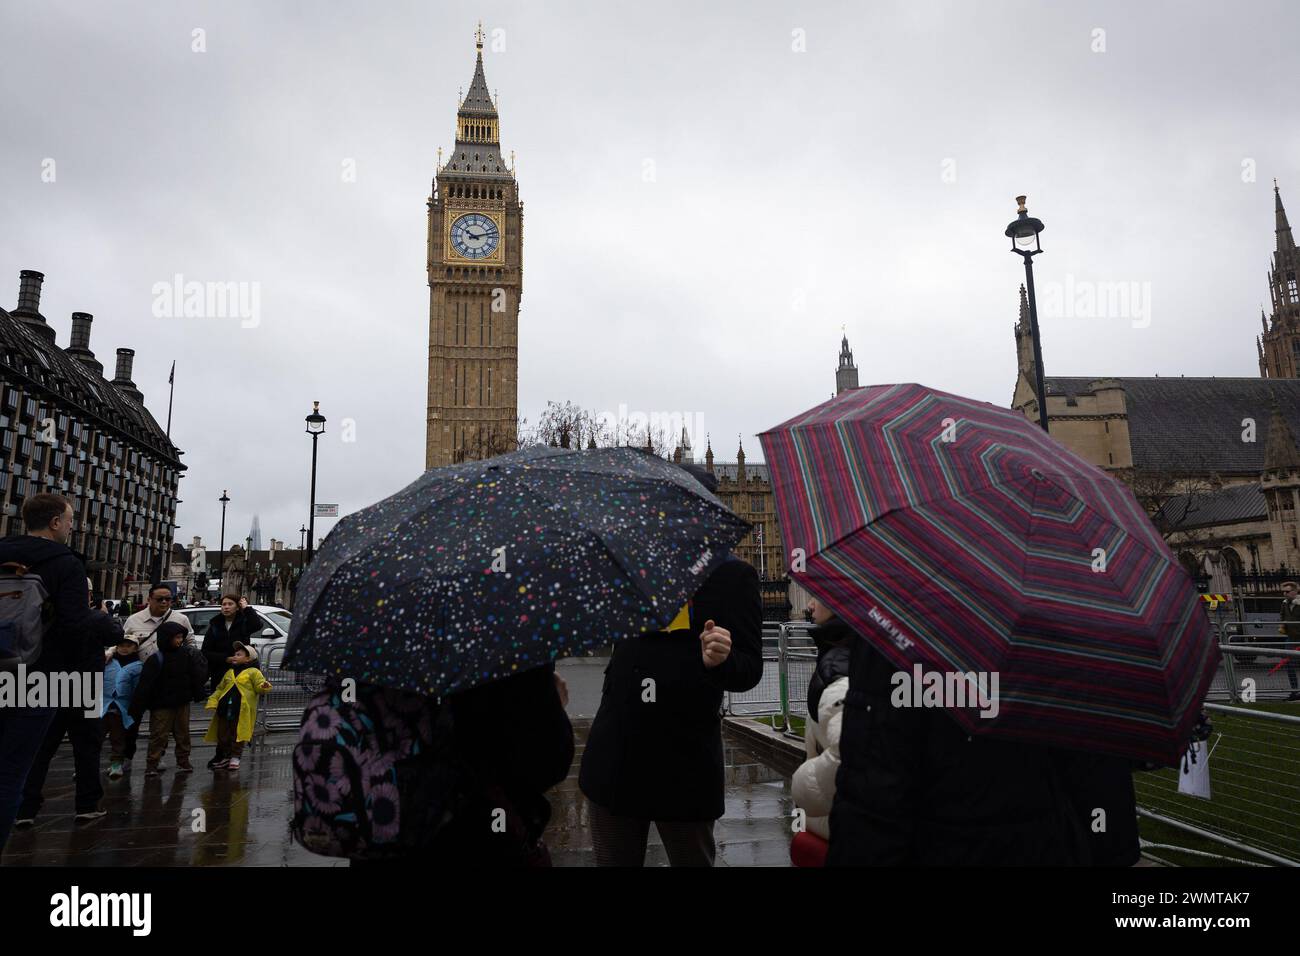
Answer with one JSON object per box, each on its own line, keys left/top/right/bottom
{"left": 425, "top": 26, "right": 522, "bottom": 468}
{"left": 0, "top": 269, "right": 183, "bottom": 598}
{"left": 1011, "top": 183, "right": 1300, "bottom": 580}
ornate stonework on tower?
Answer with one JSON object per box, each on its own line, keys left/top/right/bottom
{"left": 836, "top": 332, "right": 859, "bottom": 394}
{"left": 1262, "top": 399, "right": 1300, "bottom": 567}
{"left": 1257, "top": 183, "right": 1300, "bottom": 378}
{"left": 426, "top": 24, "right": 523, "bottom": 468}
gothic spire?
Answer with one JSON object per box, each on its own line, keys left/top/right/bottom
{"left": 836, "top": 328, "right": 859, "bottom": 394}
{"left": 460, "top": 22, "right": 496, "bottom": 118}
{"left": 1277, "top": 180, "right": 1294, "bottom": 251}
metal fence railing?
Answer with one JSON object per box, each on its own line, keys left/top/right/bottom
{"left": 252, "top": 641, "right": 324, "bottom": 741}
{"left": 723, "top": 622, "right": 815, "bottom": 731}
{"left": 725, "top": 622, "right": 1300, "bottom": 866}
{"left": 1134, "top": 696, "right": 1300, "bottom": 867}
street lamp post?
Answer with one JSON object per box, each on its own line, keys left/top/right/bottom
{"left": 245, "top": 534, "right": 253, "bottom": 602}
{"left": 299, "top": 524, "right": 307, "bottom": 570}
{"left": 1005, "top": 195, "right": 1049, "bottom": 433}
{"left": 218, "top": 489, "right": 230, "bottom": 599}
{"left": 305, "top": 401, "right": 326, "bottom": 565}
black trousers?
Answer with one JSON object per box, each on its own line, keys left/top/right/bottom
{"left": 18, "top": 708, "right": 104, "bottom": 817}
{"left": 588, "top": 801, "right": 716, "bottom": 867}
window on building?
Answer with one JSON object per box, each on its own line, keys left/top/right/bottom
{"left": 751, "top": 495, "right": 765, "bottom": 512}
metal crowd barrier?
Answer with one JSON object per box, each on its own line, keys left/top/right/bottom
{"left": 1211, "top": 625, "right": 1300, "bottom": 702}
{"left": 723, "top": 622, "right": 815, "bottom": 733}
{"left": 726, "top": 621, "right": 1300, "bottom": 866}
{"left": 252, "top": 641, "right": 324, "bottom": 741}
{"left": 1134, "top": 698, "right": 1300, "bottom": 867}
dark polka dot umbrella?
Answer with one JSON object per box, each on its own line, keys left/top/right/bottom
{"left": 283, "top": 445, "right": 749, "bottom": 697}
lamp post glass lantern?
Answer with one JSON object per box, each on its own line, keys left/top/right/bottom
{"left": 305, "top": 401, "right": 326, "bottom": 565}
{"left": 1005, "top": 195, "right": 1049, "bottom": 433}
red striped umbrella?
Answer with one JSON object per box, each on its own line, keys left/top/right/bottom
{"left": 759, "top": 383, "right": 1219, "bottom": 765}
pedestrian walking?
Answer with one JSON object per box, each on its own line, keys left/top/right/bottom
{"left": 1278, "top": 581, "right": 1300, "bottom": 700}
{"left": 13, "top": 577, "right": 124, "bottom": 829}
{"left": 130, "top": 622, "right": 207, "bottom": 776}
{"left": 579, "top": 464, "right": 763, "bottom": 866}
{"left": 203, "top": 641, "right": 271, "bottom": 771}
{"left": 0, "top": 494, "right": 120, "bottom": 854}
{"left": 102, "top": 635, "right": 144, "bottom": 779}
{"left": 789, "top": 598, "right": 854, "bottom": 867}
{"left": 124, "top": 585, "right": 195, "bottom": 662}
{"left": 200, "top": 596, "right": 261, "bottom": 694}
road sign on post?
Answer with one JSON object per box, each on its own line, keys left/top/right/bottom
{"left": 313, "top": 503, "right": 339, "bottom": 518}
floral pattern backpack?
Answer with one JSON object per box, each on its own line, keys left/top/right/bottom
{"left": 291, "top": 679, "right": 467, "bottom": 860}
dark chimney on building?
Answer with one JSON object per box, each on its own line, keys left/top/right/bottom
{"left": 70, "top": 312, "right": 91, "bottom": 350}
{"left": 66, "top": 312, "right": 104, "bottom": 375}
{"left": 17, "top": 270, "right": 43, "bottom": 312}
{"left": 12, "top": 270, "right": 56, "bottom": 342}
{"left": 112, "top": 348, "right": 144, "bottom": 403}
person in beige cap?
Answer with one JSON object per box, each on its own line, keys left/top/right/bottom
{"left": 204, "top": 641, "right": 271, "bottom": 771}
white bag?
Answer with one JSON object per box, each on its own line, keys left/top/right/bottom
{"left": 1177, "top": 739, "right": 1212, "bottom": 799}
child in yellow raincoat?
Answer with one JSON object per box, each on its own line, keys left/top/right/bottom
{"left": 205, "top": 640, "right": 271, "bottom": 771}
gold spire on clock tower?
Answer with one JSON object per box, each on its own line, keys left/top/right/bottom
{"left": 425, "top": 25, "right": 523, "bottom": 469}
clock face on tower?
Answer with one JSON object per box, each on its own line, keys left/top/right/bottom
{"left": 449, "top": 212, "right": 501, "bottom": 259}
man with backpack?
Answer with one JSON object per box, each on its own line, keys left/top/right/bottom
{"left": 13, "top": 576, "right": 124, "bottom": 828}
{"left": 0, "top": 494, "right": 120, "bottom": 854}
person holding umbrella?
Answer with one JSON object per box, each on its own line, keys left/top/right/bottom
{"left": 285, "top": 447, "right": 752, "bottom": 866}
{"left": 759, "top": 384, "right": 1218, "bottom": 866}
{"left": 578, "top": 463, "right": 763, "bottom": 867}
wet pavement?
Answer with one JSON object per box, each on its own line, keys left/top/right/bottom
{"left": 2, "top": 658, "right": 796, "bottom": 867}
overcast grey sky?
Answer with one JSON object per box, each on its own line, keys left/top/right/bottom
{"left": 2, "top": 0, "right": 1298, "bottom": 551}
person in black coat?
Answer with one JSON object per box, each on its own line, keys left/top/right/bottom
{"left": 1056, "top": 751, "right": 1141, "bottom": 866}
{"left": 201, "top": 595, "right": 262, "bottom": 693}
{"left": 0, "top": 494, "right": 121, "bottom": 854}
{"left": 15, "top": 575, "right": 124, "bottom": 828}
{"left": 827, "top": 637, "right": 1088, "bottom": 866}
{"left": 579, "top": 546, "right": 763, "bottom": 866}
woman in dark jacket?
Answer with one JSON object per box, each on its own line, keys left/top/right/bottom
{"left": 827, "top": 637, "right": 1088, "bottom": 866}
{"left": 201, "top": 595, "right": 261, "bottom": 692}
{"left": 790, "top": 599, "right": 855, "bottom": 865}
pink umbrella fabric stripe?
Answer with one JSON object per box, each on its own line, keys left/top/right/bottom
{"left": 760, "top": 383, "right": 1219, "bottom": 765}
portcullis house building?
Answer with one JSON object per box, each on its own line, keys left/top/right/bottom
{"left": 0, "top": 269, "right": 184, "bottom": 597}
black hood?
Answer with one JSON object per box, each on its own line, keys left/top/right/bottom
{"left": 809, "top": 618, "right": 857, "bottom": 655}
{"left": 0, "top": 534, "right": 75, "bottom": 569}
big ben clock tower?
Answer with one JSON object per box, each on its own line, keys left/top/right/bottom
{"left": 426, "top": 23, "right": 523, "bottom": 468}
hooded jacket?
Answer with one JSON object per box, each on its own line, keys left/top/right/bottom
{"left": 132, "top": 628, "right": 207, "bottom": 714}
{"left": 792, "top": 619, "right": 855, "bottom": 840}
{"left": 0, "top": 534, "right": 120, "bottom": 675}
{"left": 102, "top": 654, "right": 144, "bottom": 729}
